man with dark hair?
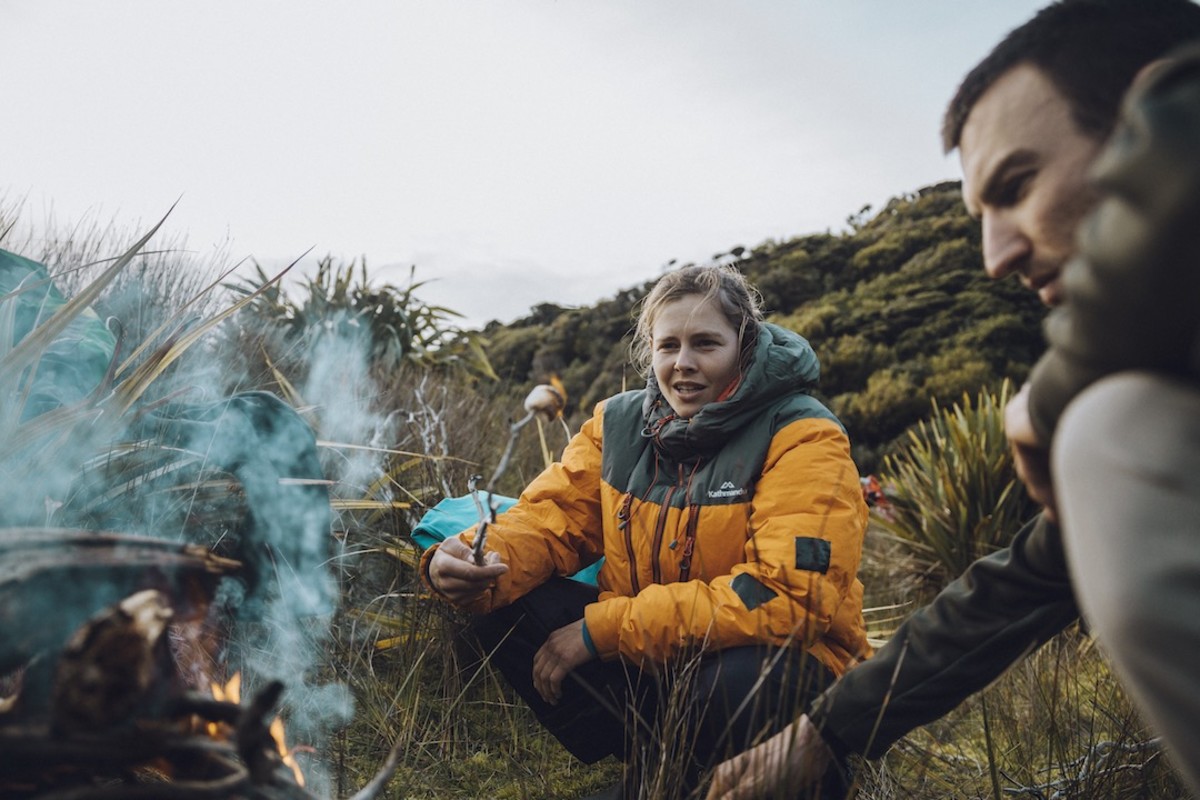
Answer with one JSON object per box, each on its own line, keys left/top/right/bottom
{"left": 707, "top": 1, "right": 1200, "bottom": 797}
{"left": 941, "top": 0, "right": 1200, "bottom": 150}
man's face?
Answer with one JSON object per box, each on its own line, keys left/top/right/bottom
{"left": 959, "top": 63, "right": 1105, "bottom": 307}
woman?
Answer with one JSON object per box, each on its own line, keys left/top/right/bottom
{"left": 423, "top": 265, "right": 867, "bottom": 796}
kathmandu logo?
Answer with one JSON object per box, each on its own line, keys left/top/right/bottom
{"left": 708, "top": 480, "right": 747, "bottom": 499}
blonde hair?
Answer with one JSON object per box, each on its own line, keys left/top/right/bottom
{"left": 631, "top": 265, "right": 764, "bottom": 376}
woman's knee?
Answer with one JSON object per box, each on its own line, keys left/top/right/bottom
{"left": 688, "top": 648, "right": 825, "bottom": 742}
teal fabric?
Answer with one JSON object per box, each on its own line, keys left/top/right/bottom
{"left": 0, "top": 248, "right": 117, "bottom": 419}
{"left": 0, "top": 250, "right": 333, "bottom": 613}
{"left": 580, "top": 619, "right": 598, "bottom": 656}
{"left": 412, "top": 494, "right": 602, "bottom": 586}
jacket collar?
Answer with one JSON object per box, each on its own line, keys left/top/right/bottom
{"left": 641, "top": 322, "right": 820, "bottom": 460}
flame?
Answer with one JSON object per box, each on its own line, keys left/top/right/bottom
{"left": 206, "top": 672, "right": 242, "bottom": 737}
{"left": 205, "top": 672, "right": 305, "bottom": 787}
{"left": 211, "top": 672, "right": 241, "bottom": 703}
{"left": 270, "top": 716, "right": 306, "bottom": 787}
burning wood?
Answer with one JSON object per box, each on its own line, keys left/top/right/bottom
{"left": 0, "top": 529, "right": 238, "bottom": 682}
{"left": 50, "top": 589, "right": 174, "bottom": 735}
{"left": 0, "top": 531, "right": 406, "bottom": 800}
{"left": 207, "top": 673, "right": 305, "bottom": 787}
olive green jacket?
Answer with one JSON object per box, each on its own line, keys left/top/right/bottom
{"left": 1029, "top": 44, "right": 1200, "bottom": 441}
{"left": 811, "top": 43, "right": 1200, "bottom": 759}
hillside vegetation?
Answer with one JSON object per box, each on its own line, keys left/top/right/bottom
{"left": 3, "top": 183, "right": 1178, "bottom": 799}
{"left": 482, "top": 181, "right": 1045, "bottom": 470}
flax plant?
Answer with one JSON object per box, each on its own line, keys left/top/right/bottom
{"left": 0, "top": 205, "right": 332, "bottom": 580}
{"left": 226, "top": 257, "right": 497, "bottom": 383}
{"left": 872, "top": 380, "right": 1038, "bottom": 590}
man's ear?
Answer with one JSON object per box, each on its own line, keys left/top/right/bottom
{"left": 1132, "top": 58, "right": 1172, "bottom": 92}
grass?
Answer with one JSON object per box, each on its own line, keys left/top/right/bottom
{"left": 326, "top": 513, "right": 1185, "bottom": 800}
{"left": 0, "top": 207, "right": 1187, "bottom": 799}
{"left": 327, "top": 555, "right": 622, "bottom": 799}
{"left": 873, "top": 381, "right": 1039, "bottom": 592}
{"left": 858, "top": 631, "right": 1183, "bottom": 799}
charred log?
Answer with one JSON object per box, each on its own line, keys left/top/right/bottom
{"left": 0, "top": 532, "right": 404, "bottom": 799}
{"left": 50, "top": 590, "right": 175, "bottom": 735}
{"left": 0, "top": 529, "right": 239, "bottom": 692}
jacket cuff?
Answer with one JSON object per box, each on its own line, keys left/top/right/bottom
{"left": 580, "top": 620, "right": 599, "bottom": 657}
{"left": 419, "top": 544, "right": 453, "bottom": 602}
{"left": 807, "top": 691, "right": 859, "bottom": 761}
{"left": 583, "top": 597, "right": 628, "bottom": 659}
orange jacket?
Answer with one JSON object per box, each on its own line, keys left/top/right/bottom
{"left": 424, "top": 323, "right": 870, "bottom": 676}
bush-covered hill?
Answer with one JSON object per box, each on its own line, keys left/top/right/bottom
{"left": 481, "top": 180, "right": 1046, "bottom": 470}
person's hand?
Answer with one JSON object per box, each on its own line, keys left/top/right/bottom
{"left": 706, "top": 714, "right": 833, "bottom": 800}
{"left": 1004, "top": 383, "right": 1057, "bottom": 523}
{"left": 532, "top": 618, "right": 594, "bottom": 704}
{"left": 427, "top": 536, "right": 508, "bottom": 604}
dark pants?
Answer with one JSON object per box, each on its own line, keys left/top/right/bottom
{"left": 470, "top": 578, "right": 839, "bottom": 793}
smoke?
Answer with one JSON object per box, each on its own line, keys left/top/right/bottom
{"left": 0, "top": 231, "right": 394, "bottom": 795}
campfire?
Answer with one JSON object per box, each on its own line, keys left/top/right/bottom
{"left": 0, "top": 528, "right": 402, "bottom": 800}
{"left": 208, "top": 672, "right": 307, "bottom": 787}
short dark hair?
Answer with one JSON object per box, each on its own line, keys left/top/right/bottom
{"left": 943, "top": 0, "right": 1200, "bottom": 152}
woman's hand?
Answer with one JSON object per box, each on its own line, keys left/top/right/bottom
{"left": 705, "top": 714, "right": 832, "bottom": 800}
{"left": 532, "top": 618, "right": 594, "bottom": 704}
{"left": 427, "top": 536, "right": 508, "bottom": 604}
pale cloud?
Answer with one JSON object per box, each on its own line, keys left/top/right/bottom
{"left": 1, "top": 0, "right": 1047, "bottom": 327}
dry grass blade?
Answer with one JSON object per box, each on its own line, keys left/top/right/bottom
{"left": 112, "top": 254, "right": 252, "bottom": 378}
{"left": 262, "top": 347, "right": 305, "bottom": 408}
{"left": 3, "top": 398, "right": 104, "bottom": 454}
{"left": 317, "top": 439, "right": 477, "bottom": 465}
{"left": 331, "top": 499, "right": 413, "bottom": 511}
{"left": 0, "top": 271, "right": 26, "bottom": 353}
{"left": 465, "top": 336, "right": 498, "bottom": 381}
{"left": 108, "top": 251, "right": 308, "bottom": 415}
{"left": 0, "top": 208, "right": 171, "bottom": 387}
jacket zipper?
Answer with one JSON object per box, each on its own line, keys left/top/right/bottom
{"left": 617, "top": 492, "right": 639, "bottom": 594}
{"left": 651, "top": 463, "right": 684, "bottom": 584}
{"left": 678, "top": 503, "right": 700, "bottom": 582}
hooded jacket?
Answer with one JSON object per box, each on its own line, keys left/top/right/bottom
{"left": 425, "top": 322, "right": 869, "bottom": 676}
{"left": 810, "top": 44, "right": 1200, "bottom": 761}
{"left": 1028, "top": 44, "right": 1200, "bottom": 441}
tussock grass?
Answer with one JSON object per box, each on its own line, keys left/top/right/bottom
{"left": 857, "top": 631, "right": 1182, "bottom": 799}
{"left": 874, "top": 381, "right": 1039, "bottom": 591}
{"left": 2, "top": 205, "right": 1185, "bottom": 799}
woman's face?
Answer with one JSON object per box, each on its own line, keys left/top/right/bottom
{"left": 650, "top": 294, "right": 741, "bottom": 419}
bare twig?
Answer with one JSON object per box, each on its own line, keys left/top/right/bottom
{"left": 33, "top": 761, "right": 249, "bottom": 800}
{"left": 344, "top": 736, "right": 406, "bottom": 800}
{"left": 1001, "top": 738, "right": 1164, "bottom": 799}
{"left": 235, "top": 681, "right": 287, "bottom": 786}
{"left": 467, "top": 473, "right": 492, "bottom": 567}
{"left": 486, "top": 410, "right": 535, "bottom": 494}
{"left": 468, "top": 410, "right": 535, "bottom": 565}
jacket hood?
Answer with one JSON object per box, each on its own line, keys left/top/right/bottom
{"left": 642, "top": 322, "right": 821, "bottom": 459}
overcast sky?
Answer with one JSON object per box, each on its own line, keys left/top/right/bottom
{"left": 2, "top": 1, "right": 1048, "bottom": 327}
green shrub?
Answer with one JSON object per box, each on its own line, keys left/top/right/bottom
{"left": 874, "top": 380, "right": 1039, "bottom": 589}
{"left": 226, "top": 256, "right": 497, "bottom": 384}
